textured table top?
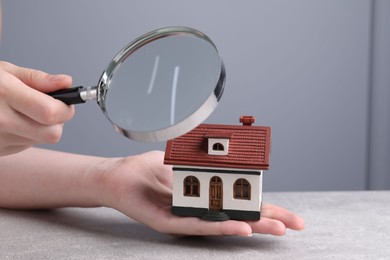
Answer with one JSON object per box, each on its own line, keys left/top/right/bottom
{"left": 1, "top": 191, "right": 389, "bottom": 259}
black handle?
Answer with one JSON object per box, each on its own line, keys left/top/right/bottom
{"left": 48, "top": 86, "right": 86, "bottom": 105}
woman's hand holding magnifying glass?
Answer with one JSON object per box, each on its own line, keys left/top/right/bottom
{"left": 0, "top": 61, "right": 74, "bottom": 156}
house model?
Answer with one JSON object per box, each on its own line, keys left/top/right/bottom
{"left": 164, "top": 116, "right": 271, "bottom": 221}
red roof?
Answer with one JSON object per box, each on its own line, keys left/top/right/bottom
{"left": 164, "top": 122, "right": 271, "bottom": 170}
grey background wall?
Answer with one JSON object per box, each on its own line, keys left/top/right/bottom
{"left": 1, "top": 0, "right": 389, "bottom": 191}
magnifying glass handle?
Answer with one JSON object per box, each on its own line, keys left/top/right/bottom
{"left": 48, "top": 86, "right": 97, "bottom": 105}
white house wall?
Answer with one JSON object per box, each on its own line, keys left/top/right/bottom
{"left": 172, "top": 169, "right": 209, "bottom": 209}
{"left": 172, "top": 166, "right": 263, "bottom": 212}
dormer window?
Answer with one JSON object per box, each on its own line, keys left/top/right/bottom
{"left": 208, "top": 138, "right": 229, "bottom": 155}
{"left": 212, "top": 142, "right": 225, "bottom": 151}
{"left": 206, "top": 131, "right": 232, "bottom": 155}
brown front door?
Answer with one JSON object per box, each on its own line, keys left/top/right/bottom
{"left": 209, "top": 176, "right": 223, "bottom": 211}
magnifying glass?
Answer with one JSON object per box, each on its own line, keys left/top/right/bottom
{"left": 48, "top": 26, "right": 225, "bottom": 142}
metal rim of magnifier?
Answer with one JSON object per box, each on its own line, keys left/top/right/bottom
{"left": 96, "top": 26, "right": 226, "bottom": 142}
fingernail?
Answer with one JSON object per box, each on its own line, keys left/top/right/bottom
{"left": 49, "top": 74, "right": 71, "bottom": 81}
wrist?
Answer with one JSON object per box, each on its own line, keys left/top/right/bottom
{"left": 87, "top": 157, "right": 124, "bottom": 208}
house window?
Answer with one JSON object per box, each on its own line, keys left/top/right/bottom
{"left": 233, "top": 178, "right": 251, "bottom": 200}
{"left": 208, "top": 138, "right": 229, "bottom": 155}
{"left": 212, "top": 142, "right": 224, "bottom": 151}
{"left": 183, "top": 176, "right": 200, "bottom": 197}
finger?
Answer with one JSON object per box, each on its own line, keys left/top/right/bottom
{"left": 0, "top": 144, "right": 33, "bottom": 156}
{"left": 0, "top": 61, "right": 72, "bottom": 92}
{"left": 0, "top": 70, "right": 75, "bottom": 125}
{"left": 0, "top": 132, "right": 35, "bottom": 146}
{"left": 246, "top": 217, "right": 287, "bottom": 236}
{"left": 0, "top": 107, "right": 65, "bottom": 144}
{"left": 261, "top": 203, "right": 305, "bottom": 231}
{"left": 0, "top": 125, "right": 35, "bottom": 156}
{"left": 158, "top": 217, "right": 253, "bottom": 237}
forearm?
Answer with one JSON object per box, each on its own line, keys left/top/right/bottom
{"left": 0, "top": 147, "right": 109, "bottom": 209}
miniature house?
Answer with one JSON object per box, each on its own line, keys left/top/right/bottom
{"left": 164, "top": 116, "right": 271, "bottom": 221}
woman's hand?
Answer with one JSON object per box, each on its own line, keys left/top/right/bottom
{"left": 98, "top": 151, "right": 305, "bottom": 237}
{"left": 0, "top": 61, "right": 74, "bottom": 156}
{"left": 0, "top": 148, "right": 304, "bottom": 236}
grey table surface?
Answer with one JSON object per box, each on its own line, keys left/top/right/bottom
{"left": 0, "top": 191, "right": 389, "bottom": 260}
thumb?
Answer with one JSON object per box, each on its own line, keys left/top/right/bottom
{"left": 1, "top": 62, "right": 72, "bottom": 93}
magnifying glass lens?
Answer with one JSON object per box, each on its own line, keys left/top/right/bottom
{"left": 104, "top": 35, "right": 221, "bottom": 133}
{"left": 48, "top": 27, "right": 225, "bottom": 142}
